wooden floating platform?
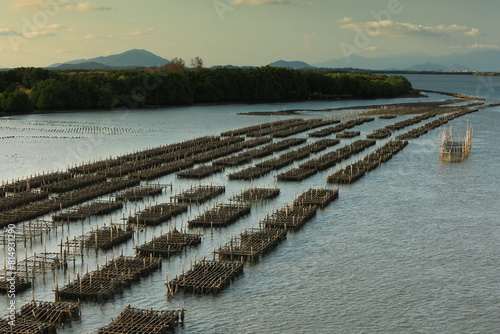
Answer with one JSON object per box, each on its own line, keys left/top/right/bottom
{"left": 115, "top": 184, "right": 168, "bottom": 202}
{"left": 1, "top": 172, "right": 72, "bottom": 193}
{"left": 0, "top": 191, "right": 49, "bottom": 212}
{"left": 262, "top": 204, "right": 318, "bottom": 230}
{"left": 379, "top": 115, "right": 397, "bottom": 119}
{"left": 0, "top": 178, "right": 139, "bottom": 227}
{"left": 299, "top": 139, "right": 376, "bottom": 172}
{"left": 176, "top": 165, "right": 225, "bottom": 179}
{"left": 276, "top": 168, "right": 317, "bottom": 182}
{"left": 172, "top": 185, "right": 225, "bottom": 204}
{"left": 213, "top": 155, "right": 252, "bottom": 167}
{"left": 136, "top": 229, "right": 202, "bottom": 258}
{"left": 168, "top": 259, "right": 244, "bottom": 295}
{"left": 0, "top": 220, "right": 57, "bottom": 245}
{"left": 221, "top": 119, "right": 300, "bottom": 137}
{"left": 78, "top": 223, "right": 133, "bottom": 250}
{"left": 336, "top": 131, "right": 361, "bottom": 138}
{"left": 308, "top": 117, "right": 373, "bottom": 137}
{"left": 52, "top": 200, "right": 123, "bottom": 222}
{"left": 231, "top": 188, "right": 280, "bottom": 203}
{"left": 215, "top": 227, "right": 287, "bottom": 262}
{"left": 19, "top": 300, "right": 80, "bottom": 325}
{"left": 57, "top": 256, "right": 161, "bottom": 301}
{"left": 130, "top": 159, "right": 194, "bottom": 180}
{"left": 188, "top": 203, "right": 251, "bottom": 228}
{"left": 96, "top": 306, "right": 184, "bottom": 334}
{"left": 327, "top": 140, "right": 408, "bottom": 184}
{"left": 41, "top": 174, "right": 107, "bottom": 193}
{"left": 0, "top": 316, "right": 54, "bottom": 334}
{"left": 127, "top": 203, "right": 188, "bottom": 226}
{"left": 255, "top": 157, "right": 294, "bottom": 169}
{"left": 228, "top": 166, "right": 273, "bottom": 180}
{"left": 366, "top": 128, "right": 392, "bottom": 139}
{"left": 293, "top": 188, "right": 339, "bottom": 208}
{"left": 0, "top": 275, "right": 31, "bottom": 294}
{"left": 15, "top": 252, "right": 67, "bottom": 279}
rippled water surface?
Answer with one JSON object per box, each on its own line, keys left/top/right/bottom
{"left": 0, "top": 75, "right": 499, "bottom": 333}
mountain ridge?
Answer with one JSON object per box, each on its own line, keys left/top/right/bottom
{"left": 48, "top": 49, "right": 169, "bottom": 68}
{"left": 314, "top": 50, "right": 500, "bottom": 72}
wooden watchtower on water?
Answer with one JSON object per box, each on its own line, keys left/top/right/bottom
{"left": 440, "top": 123, "right": 473, "bottom": 162}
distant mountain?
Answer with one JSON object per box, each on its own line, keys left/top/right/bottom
{"left": 48, "top": 49, "right": 169, "bottom": 69}
{"left": 314, "top": 50, "right": 500, "bottom": 72}
{"left": 50, "top": 61, "right": 139, "bottom": 71}
{"left": 268, "top": 60, "right": 315, "bottom": 69}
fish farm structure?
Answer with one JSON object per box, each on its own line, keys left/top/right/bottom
{"left": 440, "top": 124, "right": 473, "bottom": 162}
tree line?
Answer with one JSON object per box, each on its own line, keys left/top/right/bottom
{"left": 0, "top": 66, "right": 413, "bottom": 112}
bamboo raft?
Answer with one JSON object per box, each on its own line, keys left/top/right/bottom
{"left": 167, "top": 259, "right": 244, "bottom": 295}
{"left": 366, "top": 128, "right": 392, "bottom": 139}
{"left": 172, "top": 185, "right": 226, "bottom": 204}
{"left": 308, "top": 117, "right": 373, "bottom": 137}
{"left": 1, "top": 171, "right": 72, "bottom": 193}
{"left": 0, "top": 191, "right": 49, "bottom": 212}
{"left": 293, "top": 188, "right": 339, "bottom": 208}
{"left": 0, "top": 275, "right": 31, "bottom": 294}
{"left": 136, "top": 229, "right": 202, "bottom": 258}
{"left": 230, "top": 187, "right": 281, "bottom": 203}
{"left": 336, "top": 131, "right": 361, "bottom": 138}
{"left": 126, "top": 203, "right": 188, "bottom": 226}
{"left": 0, "top": 317, "right": 54, "bottom": 334}
{"left": 57, "top": 256, "right": 161, "bottom": 301}
{"left": 221, "top": 119, "right": 302, "bottom": 137}
{"left": 114, "top": 184, "right": 169, "bottom": 202}
{"left": 40, "top": 174, "right": 107, "bottom": 193}
{"left": 14, "top": 252, "right": 67, "bottom": 279}
{"left": 0, "top": 178, "right": 139, "bottom": 227}
{"left": 299, "top": 139, "right": 376, "bottom": 172}
{"left": 276, "top": 168, "right": 317, "bottom": 182}
{"left": 19, "top": 300, "right": 80, "bottom": 325}
{"left": 327, "top": 140, "right": 409, "bottom": 184}
{"left": 188, "top": 203, "right": 251, "bottom": 228}
{"left": 215, "top": 227, "right": 287, "bottom": 262}
{"left": 228, "top": 166, "right": 273, "bottom": 180}
{"left": 71, "top": 223, "right": 134, "bottom": 250}
{"left": 96, "top": 306, "right": 184, "bottom": 334}
{"left": 0, "top": 220, "right": 57, "bottom": 245}
{"left": 129, "top": 159, "right": 195, "bottom": 180}
{"left": 262, "top": 204, "right": 318, "bottom": 230}
{"left": 52, "top": 200, "right": 123, "bottom": 222}
{"left": 176, "top": 165, "right": 225, "bottom": 179}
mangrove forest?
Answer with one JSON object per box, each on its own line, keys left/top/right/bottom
{"left": 0, "top": 67, "right": 413, "bottom": 112}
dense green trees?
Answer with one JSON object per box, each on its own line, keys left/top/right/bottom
{"left": 0, "top": 67, "right": 413, "bottom": 113}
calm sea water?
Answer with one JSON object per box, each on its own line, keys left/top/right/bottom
{"left": 0, "top": 75, "right": 499, "bottom": 333}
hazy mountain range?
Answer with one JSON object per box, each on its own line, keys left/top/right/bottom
{"left": 312, "top": 50, "right": 500, "bottom": 72}
{"left": 3, "top": 48, "right": 499, "bottom": 72}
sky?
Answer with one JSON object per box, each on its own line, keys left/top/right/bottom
{"left": 0, "top": 0, "right": 499, "bottom": 68}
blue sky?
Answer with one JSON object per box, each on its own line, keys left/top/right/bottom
{"left": 0, "top": 0, "right": 498, "bottom": 67}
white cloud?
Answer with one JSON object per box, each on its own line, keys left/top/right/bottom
{"left": 363, "top": 46, "right": 379, "bottom": 51}
{"left": 340, "top": 20, "right": 481, "bottom": 38}
{"left": 84, "top": 33, "right": 113, "bottom": 40}
{"left": 337, "top": 17, "right": 353, "bottom": 24}
{"left": 231, "top": 0, "right": 295, "bottom": 5}
{"left": 464, "top": 28, "right": 481, "bottom": 36}
{"left": 77, "top": 2, "right": 111, "bottom": 11}
{"left": 9, "top": 0, "right": 70, "bottom": 11}
{"left": 127, "top": 27, "right": 156, "bottom": 37}
{"left": 451, "top": 44, "right": 500, "bottom": 50}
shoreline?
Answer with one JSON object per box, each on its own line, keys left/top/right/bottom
{"left": 0, "top": 94, "right": 422, "bottom": 118}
